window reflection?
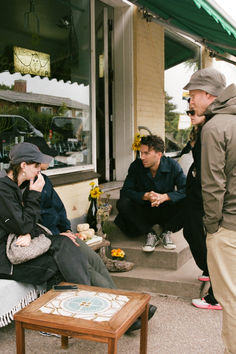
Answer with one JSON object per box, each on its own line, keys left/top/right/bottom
{"left": 0, "top": 0, "right": 91, "bottom": 171}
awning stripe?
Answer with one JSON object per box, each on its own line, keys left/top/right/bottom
{"left": 193, "top": 0, "right": 236, "bottom": 38}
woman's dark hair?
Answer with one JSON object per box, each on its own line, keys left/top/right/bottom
{"left": 7, "top": 161, "right": 39, "bottom": 184}
{"left": 140, "top": 135, "right": 165, "bottom": 153}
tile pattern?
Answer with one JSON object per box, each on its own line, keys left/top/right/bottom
{"left": 40, "top": 290, "right": 130, "bottom": 322}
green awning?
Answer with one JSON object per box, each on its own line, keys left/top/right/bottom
{"left": 131, "top": 0, "right": 236, "bottom": 58}
{"left": 165, "top": 32, "right": 198, "bottom": 69}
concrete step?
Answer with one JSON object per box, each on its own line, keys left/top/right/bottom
{"left": 100, "top": 182, "right": 121, "bottom": 205}
{"left": 100, "top": 181, "right": 123, "bottom": 193}
{"left": 111, "top": 257, "right": 205, "bottom": 299}
{"left": 106, "top": 220, "right": 192, "bottom": 270}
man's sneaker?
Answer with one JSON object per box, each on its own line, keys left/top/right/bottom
{"left": 161, "top": 231, "right": 176, "bottom": 250}
{"left": 192, "top": 298, "right": 222, "bottom": 310}
{"left": 142, "top": 231, "right": 160, "bottom": 252}
{"left": 198, "top": 274, "right": 210, "bottom": 282}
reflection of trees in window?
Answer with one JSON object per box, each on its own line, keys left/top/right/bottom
{"left": 0, "top": 116, "right": 15, "bottom": 134}
{"left": 0, "top": 105, "right": 52, "bottom": 138}
{"left": 57, "top": 103, "right": 69, "bottom": 116}
{"left": 15, "top": 117, "right": 31, "bottom": 133}
{"left": 165, "top": 92, "right": 191, "bottom": 151}
{"left": 0, "top": 84, "right": 13, "bottom": 91}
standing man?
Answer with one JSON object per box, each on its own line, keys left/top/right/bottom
{"left": 184, "top": 67, "right": 236, "bottom": 353}
{"left": 115, "top": 135, "right": 186, "bottom": 252}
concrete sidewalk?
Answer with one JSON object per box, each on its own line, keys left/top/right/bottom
{"left": 0, "top": 293, "right": 224, "bottom": 354}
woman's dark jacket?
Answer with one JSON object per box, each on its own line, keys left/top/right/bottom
{"left": 40, "top": 175, "right": 71, "bottom": 235}
{"left": 0, "top": 176, "right": 42, "bottom": 274}
{"left": 184, "top": 127, "right": 203, "bottom": 209}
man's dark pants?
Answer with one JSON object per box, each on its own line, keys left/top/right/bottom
{"left": 115, "top": 196, "right": 184, "bottom": 237}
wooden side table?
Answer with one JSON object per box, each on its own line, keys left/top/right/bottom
{"left": 14, "top": 283, "right": 150, "bottom": 354}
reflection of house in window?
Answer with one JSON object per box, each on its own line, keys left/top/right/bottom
{"left": 64, "top": 109, "right": 72, "bottom": 117}
{"left": 0, "top": 80, "right": 89, "bottom": 118}
{"left": 40, "top": 106, "right": 53, "bottom": 114}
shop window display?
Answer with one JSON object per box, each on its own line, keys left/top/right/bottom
{"left": 0, "top": 0, "right": 91, "bottom": 171}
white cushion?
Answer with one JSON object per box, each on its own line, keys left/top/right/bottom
{"left": 0, "top": 280, "right": 46, "bottom": 327}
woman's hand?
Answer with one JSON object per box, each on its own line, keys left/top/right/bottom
{"left": 15, "top": 234, "right": 31, "bottom": 247}
{"left": 60, "top": 231, "right": 80, "bottom": 247}
{"left": 29, "top": 172, "right": 45, "bottom": 192}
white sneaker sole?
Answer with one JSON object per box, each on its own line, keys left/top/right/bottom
{"left": 142, "top": 240, "right": 160, "bottom": 252}
{"left": 192, "top": 299, "right": 222, "bottom": 310}
{"left": 163, "top": 244, "right": 176, "bottom": 250}
{"left": 198, "top": 276, "right": 210, "bottom": 282}
{"left": 142, "top": 246, "right": 155, "bottom": 252}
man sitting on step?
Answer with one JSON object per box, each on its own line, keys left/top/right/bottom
{"left": 115, "top": 135, "right": 186, "bottom": 252}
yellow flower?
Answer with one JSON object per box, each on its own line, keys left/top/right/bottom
{"left": 111, "top": 248, "right": 125, "bottom": 258}
{"left": 89, "top": 182, "right": 103, "bottom": 200}
{"left": 90, "top": 187, "right": 102, "bottom": 199}
{"left": 132, "top": 133, "right": 143, "bottom": 151}
{"left": 90, "top": 190, "right": 97, "bottom": 198}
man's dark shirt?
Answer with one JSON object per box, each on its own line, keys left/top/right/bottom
{"left": 120, "top": 156, "right": 186, "bottom": 205}
{"left": 40, "top": 175, "right": 71, "bottom": 235}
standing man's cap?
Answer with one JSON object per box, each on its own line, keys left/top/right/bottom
{"left": 183, "top": 68, "right": 226, "bottom": 96}
{"left": 9, "top": 142, "right": 52, "bottom": 165}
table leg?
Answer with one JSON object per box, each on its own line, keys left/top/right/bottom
{"left": 15, "top": 321, "right": 25, "bottom": 354}
{"left": 140, "top": 304, "right": 149, "bottom": 354}
{"left": 108, "top": 338, "right": 117, "bottom": 354}
{"left": 61, "top": 335, "right": 69, "bottom": 349}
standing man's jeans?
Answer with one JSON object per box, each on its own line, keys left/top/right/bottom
{"left": 207, "top": 227, "right": 236, "bottom": 353}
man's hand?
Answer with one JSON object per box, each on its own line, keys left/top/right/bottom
{"left": 29, "top": 172, "right": 45, "bottom": 192}
{"left": 60, "top": 231, "right": 80, "bottom": 247}
{"left": 143, "top": 192, "right": 152, "bottom": 201}
{"left": 15, "top": 233, "right": 31, "bottom": 246}
{"left": 149, "top": 191, "right": 170, "bottom": 207}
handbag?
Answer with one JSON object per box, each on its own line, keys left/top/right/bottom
{"left": 6, "top": 223, "right": 52, "bottom": 265}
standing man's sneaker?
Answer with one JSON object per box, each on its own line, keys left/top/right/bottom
{"left": 142, "top": 231, "right": 160, "bottom": 252}
{"left": 198, "top": 274, "right": 210, "bottom": 282}
{"left": 161, "top": 231, "right": 176, "bottom": 250}
{"left": 192, "top": 298, "right": 222, "bottom": 310}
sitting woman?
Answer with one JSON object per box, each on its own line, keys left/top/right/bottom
{"left": 0, "top": 142, "right": 114, "bottom": 290}
{"left": 28, "top": 136, "right": 115, "bottom": 289}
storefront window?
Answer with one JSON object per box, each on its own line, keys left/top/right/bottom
{"left": 0, "top": 0, "right": 91, "bottom": 171}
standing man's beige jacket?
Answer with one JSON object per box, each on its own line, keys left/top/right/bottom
{"left": 201, "top": 83, "right": 236, "bottom": 234}
{"left": 184, "top": 67, "right": 236, "bottom": 354}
